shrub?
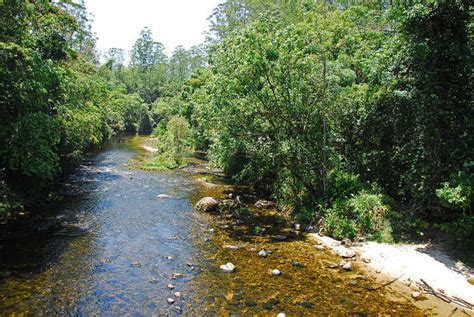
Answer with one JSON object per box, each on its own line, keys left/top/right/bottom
{"left": 144, "top": 116, "right": 190, "bottom": 170}
{"left": 321, "top": 190, "right": 393, "bottom": 242}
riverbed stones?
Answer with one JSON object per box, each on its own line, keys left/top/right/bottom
{"left": 172, "top": 273, "right": 184, "bottom": 279}
{"left": 342, "top": 261, "right": 353, "bottom": 271}
{"left": 255, "top": 200, "right": 275, "bottom": 209}
{"left": 174, "top": 291, "right": 182, "bottom": 297}
{"left": 195, "top": 197, "right": 219, "bottom": 212}
{"left": 258, "top": 250, "right": 268, "bottom": 257}
{"left": 167, "top": 284, "right": 175, "bottom": 290}
{"left": 272, "top": 234, "right": 288, "bottom": 241}
{"left": 334, "top": 246, "right": 356, "bottom": 258}
{"left": 167, "top": 298, "right": 175, "bottom": 304}
{"left": 277, "top": 313, "right": 286, "bottom": 317}
{"left": 361, "top": 256, "right": 371, "bottom": 263}
{"left": 468, "top": 275, "right": 474, "bottom": 285}
{"left": 411, "top": 291, "right": 422, "bottom": 299}
{"left": 131, "top": 261, "right": 142, "bottom": 267}
{"left": 271, "top": 269, "right": 281, "bottom": 276}
{"left": 220, "top": 262, "right": 236, "bottom": 273}
{"left": 223, "top": 244, "right": 240, "bottom": 250}
{"left": 315, "top": 245, "right": 325, "bottom": 251}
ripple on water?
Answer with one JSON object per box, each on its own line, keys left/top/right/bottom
{"left": 0, "top": 136, "right": 426, "bottom": 315}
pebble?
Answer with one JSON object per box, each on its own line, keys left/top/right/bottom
{"left": 258, "top": 250, "right": 268, "bottom": 257}
{"left": 167, "top": 284, "right": 175, "bottom": 289}
{"left": 468, "top": 276, "right": 474, "bottom": 285}
{"left": 172, "top": 273, "right": 184, "bottom": 279}
{"left": 220, "top": 262, "right": 236, "bottom": 273}
{"left": 223, "top": 244, "right": 240, "bottom": 250}
{"left": 131, "top": 261, "right": 142, "bottom": 267}
{"left": 277, "top": 313, "right": 286, "bottom": 317}
{"left": 297, "top": 300, "right": 314, "bottom": 308}
{"left": 361, "top": 256, "right": 371, "bottom": 263}
{"left": 271, "top": 269, "right": 281, "bottom": 276}
{"left": 166, "top": 256, "right": 173, "bottom": 260}
{"left": 174, "top": 291, "right": 182, "bottom": 297}
{"left": 342, "top": 261, "right": 353, "bottom": 271}
{"left": 291, "top": 261, "right": 303, "bottom": 267}
{"left": 157, "top": 194, "right": 172, "bottom": 198}
{"left": 315, "top": 245, "right": 325, "bottom": 251}
{"left": 335, "top": 246, "right": 356, "bottom": 258}
{"left": 411, "top": 291, "right": 422, "bottom": 299}
{"left": 272, "top": 234, "right": 288, "bottom": 241}
{"left": 167, "top": 298, "right": 175, "bottom": 304}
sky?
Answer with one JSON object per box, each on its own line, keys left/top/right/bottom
{"left": 84, "top": 0, "right": 223, "bottom": 57}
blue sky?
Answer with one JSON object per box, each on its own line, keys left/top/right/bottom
{"left": 85, "top": 0, "right": 222, "bottom": 56}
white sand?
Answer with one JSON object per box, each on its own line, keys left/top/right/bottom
{"left": 311, "top": 234, "right": 474, "bottom": 309}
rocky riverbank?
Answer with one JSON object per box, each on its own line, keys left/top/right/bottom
{"left": 312, "top": 234, "right": 474, "bottom": 313}
{"left": 185, "top": 156, "right": 473, "bottom": 316}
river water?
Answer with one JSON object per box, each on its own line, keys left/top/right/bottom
{"left": 0, "top": 137, "right": 425, "bottom": 316}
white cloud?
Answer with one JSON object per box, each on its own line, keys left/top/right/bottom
{"left": 84, "top": 0, "right": 222, "bottom": 57}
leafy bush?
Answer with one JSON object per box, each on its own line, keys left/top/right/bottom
{"left": 436, "top": 161, "right": 473, "bottom": 212}
{"left": 144, "top": 116, "right": 190, "bottom": 170}
{"left": 321, "top": 190, "right": 393, "bottom": 242}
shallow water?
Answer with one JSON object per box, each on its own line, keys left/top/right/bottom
{"left": 0, "top": 137, "right": 425, "bottom": 316}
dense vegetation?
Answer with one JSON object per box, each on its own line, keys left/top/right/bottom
{"left": 0, "top": 1, "right": 204, "bottom": 220}
{"left": 150, "top": 0, "right": 473, "bottom": 246}
{"left": 1, "top": 0, "right": 472, "bottom": 247}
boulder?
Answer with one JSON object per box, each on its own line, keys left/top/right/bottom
{"left": 195, "top": 197, "right": 219, "bottom": 212}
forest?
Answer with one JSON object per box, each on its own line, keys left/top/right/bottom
{"left": 0, "top": 0, "right": 473, "bottom": 249}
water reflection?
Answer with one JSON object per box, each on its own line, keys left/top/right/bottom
{"left": 0, "top": 137, "right": 424, "bottom": 316}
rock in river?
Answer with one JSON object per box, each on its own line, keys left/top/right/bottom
{"left": 334, "top": 246, "right": 356, "bottom": 258}
{"left": 223, "top": 244, "right": 240, "bottom": 250}
{"left": 258, "top": 250, "right": 268, "bottom": 257}
{"left": 342, "top": 261, "right": 353, "bottom": 271}
{"left": 255, "top": 200, "right": 275, "bottom": 209}
{"left": 271, "top": 269, "right": 281, "bottom": 276}
{"left": 468, "top": 275, "right": 474, "bottom": 285}
{"left": 195, "top": 197, "right": 219, "bottom": 212}
{"left": 220, "top": 262, "right": 236, "bottom": 273}
{"left": 167, "top": 298, "right": 175, "bottom": 304}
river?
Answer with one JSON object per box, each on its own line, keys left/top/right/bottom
{"left": 0, "top": 137, "right": 425, "bottom": 316}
